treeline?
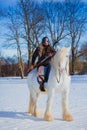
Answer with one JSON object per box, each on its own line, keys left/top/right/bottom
{"left": 0, "top": 0, "right": 87, "bottom": 78}
{"left": 0, "top": 55, "right": 87, "bottom": 77}
{"left": 0, "top": 63, "right": 28, "bottom": 77}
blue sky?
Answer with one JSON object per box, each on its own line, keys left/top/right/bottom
{"left": 0, "top": 0, "right": 17, "bottom": 8}
{"left": 0, "top": 0, "right": 87, "bottom": 58}
{"left": 0, "top": 0, "right": 18, "bottom": 58}
{"left": 0, "top": 0, "right": 87, "bottom": 8}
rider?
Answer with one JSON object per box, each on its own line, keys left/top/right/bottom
{"left": 31, "top": 36, "right": 56, "bottom": 91}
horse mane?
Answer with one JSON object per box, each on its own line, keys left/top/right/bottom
{"left": 51, "top": 47, "right": 66, "bottom": 65}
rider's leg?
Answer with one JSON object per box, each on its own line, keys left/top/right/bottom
{"left": 38, "top": 66, "right": 45, "bottom": 91}
{"left": 45, "top": 64, "right": 51, "bottom": 82}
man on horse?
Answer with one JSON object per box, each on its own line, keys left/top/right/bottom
{"left": 30, "top": 36, "right": 56, "bottom": 91}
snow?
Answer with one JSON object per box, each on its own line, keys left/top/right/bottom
{"left": 0, "top": 75, "right": 87, "bottom": 130}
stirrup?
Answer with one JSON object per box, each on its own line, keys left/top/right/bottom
{"left": 38, "top": 75, "right": 44, "bottom": 83}
{"left": 38, "top": 75, "right": 44, "bottom": 81}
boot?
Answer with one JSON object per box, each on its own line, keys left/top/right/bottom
{"left": 39, "top": 82, "right": 45, "bottom": 91}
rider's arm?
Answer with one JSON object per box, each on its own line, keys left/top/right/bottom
{"left": 51, "top": 46, "right": 56, "bottom": 53}
{"left": 48, "top": 46, "right": 56, "bottom": 57}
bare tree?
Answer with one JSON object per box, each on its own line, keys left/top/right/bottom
{"left": 42, "top": 0, "right": 69, "bottom": 47}
{"left": 65, "top": 0, "right": 87, "bottom": 74}
{"left": 17, "top": 0, "right": 44, "bottom": 66}
{"left": 5, "top": 7, "right": 24, "bottom": 78}
{"left": 1, "top": 0, "right": 87, "bottom": 76}
{"left": 0, "top": 52, "right": 2, "bottom": 76}
{"left": 79, "top": 43, "right": 87, "bottom": 61}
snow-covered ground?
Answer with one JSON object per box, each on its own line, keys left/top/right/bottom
{"left": 0, "top": 75, "right": 87, "bottom": 130}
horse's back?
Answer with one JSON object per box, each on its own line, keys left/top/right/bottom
{"left": 27, "top": 69, "right": 37, "bottom": 86}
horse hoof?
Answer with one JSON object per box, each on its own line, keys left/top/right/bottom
{"left": 44, "top": 113, "right": 53, "bottom": 121}
{"left": 63, "top": 112, "right": 73, "bottom": 121}
{"left": 34, "top": 110, "right": 43, "bottom": 118}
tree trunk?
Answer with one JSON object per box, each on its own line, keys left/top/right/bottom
{"left": 71, "top": 48, "right": 75, "bottom": 75}
{"left": 17, "top": 39, "right": 24, "bottom": 79}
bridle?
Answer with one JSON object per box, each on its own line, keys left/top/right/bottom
{"left": 56, "top": 71, "right": 61, "bottom": 83}
{"left": 56, "top": 58, "right": 69, "bottom": 84}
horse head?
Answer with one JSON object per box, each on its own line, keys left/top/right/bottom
{"left": 51, "top": 47, "right": 71, "bottom": 82}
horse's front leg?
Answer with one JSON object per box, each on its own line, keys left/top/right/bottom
{"left": 62, "top": 90, "right": 73, "bottom": 121}
{"left": 44, "top": 89, "right": 55, "bottom": 121}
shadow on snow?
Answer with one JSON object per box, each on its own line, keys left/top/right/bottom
{"left": 0, "top": 111, "right": 43, "bottom": 121}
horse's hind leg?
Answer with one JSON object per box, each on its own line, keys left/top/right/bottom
{"left": 28, "top": 93, "right": 34, "bottom": 115}
{"left": 33, "top": 92, "right": 43, "bottom": 118}
{"left": 29, "top": 90, "right": 42, "bottom": 118}
{"left": 62, "top": 91, "right": 73, "bottom": 121}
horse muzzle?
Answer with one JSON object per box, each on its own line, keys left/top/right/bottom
{"left": 58, "top": 68, "right": 65, "bottom": 72}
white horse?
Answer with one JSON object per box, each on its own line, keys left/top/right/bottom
{"left": 27, "top": 47, "right": 73, "bottom": 121}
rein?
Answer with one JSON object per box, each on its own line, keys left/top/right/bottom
{"left": 56, "top": 71, "right": 61, "bottom": 83}
{"left": 56, "top": 61, "right": 68, "bottom": 84}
